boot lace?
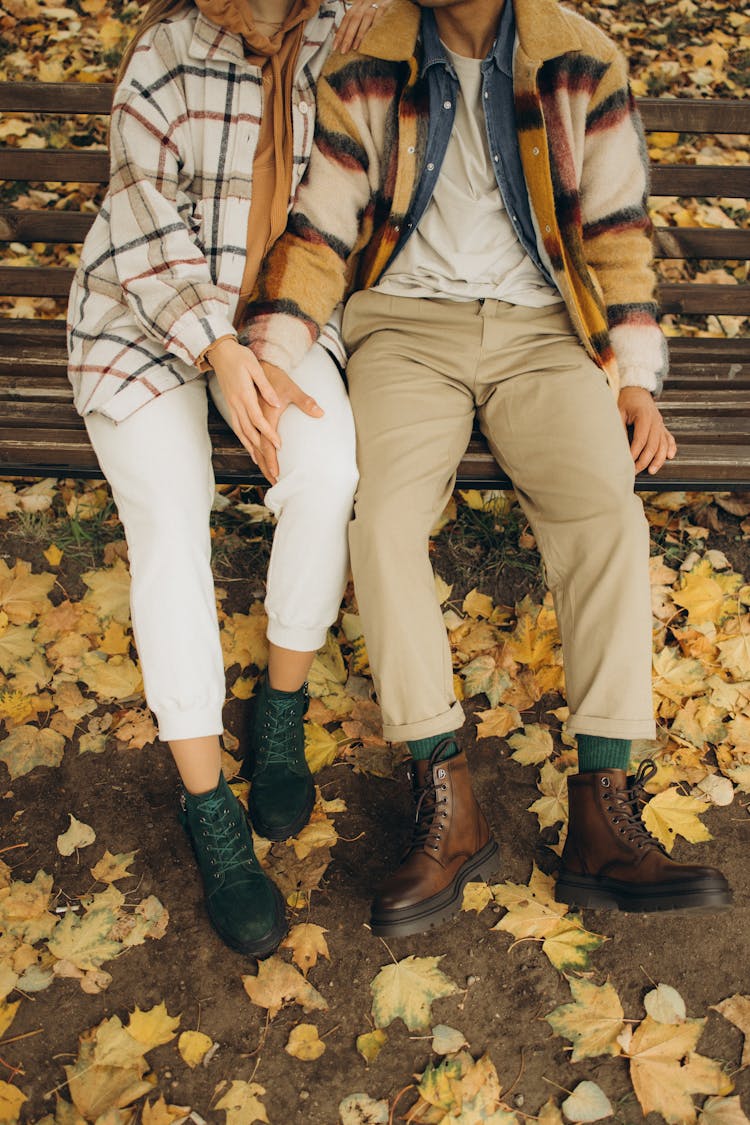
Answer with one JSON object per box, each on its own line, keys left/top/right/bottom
{"left": 603, "top": 759, "right": 664, "bottom": 852}
{"left": 409, "top": 740, "right": 453, "bottom": 853}
{"left": 196, "top": 792, "right": 253, "bottom": 876}
{"left": 261, "top": 688, "right": 307, "bottom": 767}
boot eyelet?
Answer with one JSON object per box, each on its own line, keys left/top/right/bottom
{"left": 601, "top": 777, "right": 610, "bottom": 788}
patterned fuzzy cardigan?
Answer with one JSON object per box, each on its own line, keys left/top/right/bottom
{"left": 245, "top": 0, "right": 668, "bottom": 394}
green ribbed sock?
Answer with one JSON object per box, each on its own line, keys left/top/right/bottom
{"left": 577, "top": 734, "right": 631, "bottom": 773}
{"left": 407, "top": 733, "right": 460, "bottom": 762}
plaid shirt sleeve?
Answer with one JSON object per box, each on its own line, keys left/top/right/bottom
{"left": 106, "top": 31, "right": 238, "bottom": 369}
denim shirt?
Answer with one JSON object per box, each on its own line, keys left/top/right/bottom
{"left": 393, "top": 3, "right": 555, "bottom": 288}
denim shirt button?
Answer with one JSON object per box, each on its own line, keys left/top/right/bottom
{"left": 443, "top": 100, "right": 452, "bottom": 109}
{"left": 408, "top": 146, "right": 415, "bottom": 154}
{"left": 427, "top": 162, "right": 435, "bottom": 172}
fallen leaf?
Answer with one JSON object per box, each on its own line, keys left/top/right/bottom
{"left": 356, "top": 1028, "right": 388, "bottom": 1065}
{"left": 338, "top": 1093, "right": 389, "bottom": 1125}
{"left": 57, "top": 814, "right": 96, "bottom": 856}
{"left": 432, "top": 1024, "right": 468, "bottom": 1055}
{"left": 90, "top": 850, "right": 137, "bottom": 883}
{"left": 0, "top": 725, "right": 65, "bottom": 779}
{"left": 281, "top": 923, "right": 330, "bottom": 974}
{"left": 546, "top": 978, "right": 625, "bottom": 1061}
{"left": 561, "top": 1080, "right": 612, "bottom": 1123}
{"left": 699, "top": 1097, "right": 750, "bottom": 1125}
{"left": 641, "top": 788, "right": 711, "bottom": 853}
{"left": 126, "top": 1003, "right": 180, "bottom": 1049}
{"left": 215, "top": 1080, "right": 269, "bottom": 1125}
{"left": 370, "top": 955, "right": 459, "bottom": 1032}
{"left": 178, "top": 1030, "right": 213, "bottom": 1068}
{"left": 645, "top": 983, "right": 687, "bottom": 1025}
{"left": 508, "top": 724, "right": 554, "bottom": 765}
{"left": 242, "top": 956, "right": 328, "bottom": 1019}
{"left": 0, "top": 1082, "right": 26, "bottom": 1124}
{"left": 285, "top": 1022, "right": 325, "bottom": 1060}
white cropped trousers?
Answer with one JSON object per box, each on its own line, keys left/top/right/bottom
{"left": 85, "top": 343, "right": 358, "bottom": 741}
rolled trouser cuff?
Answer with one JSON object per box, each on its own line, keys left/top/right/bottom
{"left": 382, "top": 700, "right": 465, "bottom": 744}
{"left": 157, "top": 706, "right": 225, "bottom": 743}
{"left": 266, "top": 617, "right": 330, "bottom": 653}
{"left": 567, "top": 714, "right": 656, "bottom": 740}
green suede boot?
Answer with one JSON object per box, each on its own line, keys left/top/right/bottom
{"left": 180, "top": 773, "right": 287, "bottom": 957}
{"left": 240, "top": 675, "right": 315, "bottom": 841}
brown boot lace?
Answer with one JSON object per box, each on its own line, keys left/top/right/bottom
{"left": 408, "top": 739, "right": 455, "bottom": 854}
{"left": 602, "top": 759, "right": 665, "bottom": 852}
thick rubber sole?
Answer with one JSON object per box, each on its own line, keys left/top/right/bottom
{"left": 555, "top": 871, "right": 732, "bottom": 913}
{"left": 247, "top": 778, "right": 316, "bottom": 842}
{"left": 209, "top": 880, "right": 288, "bottom": 959}
{"left": 370, "top": 839, "right": 500, "bottom": 938}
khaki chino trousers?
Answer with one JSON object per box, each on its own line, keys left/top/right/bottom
{"left": 343, "top": 290, "right": 656, "bottom": 744}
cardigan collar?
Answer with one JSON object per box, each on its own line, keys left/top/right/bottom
{"left": 357, "top": 0, "right": 582, "bottom": 65}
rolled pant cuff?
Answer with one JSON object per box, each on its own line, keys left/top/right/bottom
{"left": 156, "top": 706, "right": 225, "bottom": 743}
{"left": 567, "top": 714, "right": 657, "bottom": 740}
{"left": 382, "top": 700, "right": 465, "bottom": 744}
{"left": 266, "top": 617, "right": 330, "bottom": 653}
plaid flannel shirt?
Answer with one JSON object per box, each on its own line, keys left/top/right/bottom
{"left": 68, "top": 3, "right": 344, "bottom": 422}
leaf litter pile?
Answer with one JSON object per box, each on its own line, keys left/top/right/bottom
{"left": 0, "top": 0, "right": 749, "bottom": 1120}
{"left": 1, "top": 477, "right": 749, "bottom": 1123}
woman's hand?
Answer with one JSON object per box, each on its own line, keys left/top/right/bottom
{"left": 333, "top": 0, "right": 394, "bottom": 54}
{"left": 207, "top": 338, "right": 283, "bottom": 460}
{"left": 255, "top": 362, "right": 324, "bottom": 485}
{"left": 618, "top": 385, "right": 677, "bottom": 475}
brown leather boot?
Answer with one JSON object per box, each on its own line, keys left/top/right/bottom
{"left": 556, "top": 761, "right": 731, "bottom": 912}
{"left": 370, "top": 739, "right": 499, "bottom": 938}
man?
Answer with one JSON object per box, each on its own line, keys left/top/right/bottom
{"left": 243, "top": 0, "right": 731, "bottom": 936}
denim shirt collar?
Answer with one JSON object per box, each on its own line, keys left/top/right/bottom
{"left": 420, "top": 2, "right": 515, "bottom": 79}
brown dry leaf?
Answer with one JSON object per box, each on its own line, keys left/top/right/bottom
{"left": 712, "top": 995, "right": 750, "bottom": 1068}
{"left": 114, "top": 709, "right": 157, "bottom": 750}
{"left": 281, "top": 923, "right": 330, "bottom": 974}
{"left": 341, "top": 699, "right": 387, "bottom": 748}
{"left": 242, "top": 956, "right": 328, "bottom": 1019}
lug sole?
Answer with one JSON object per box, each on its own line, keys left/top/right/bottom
{"left": 370, "top": 839, "right": 500, "bottom": 938}
{"left": 209, "top": 881, "right": 288, "bottom": 959}
{"left": 555, "top": 871, "right": 732, "bottom": 913}
{"left": 248, "top": 779, "right": 316, "bottom": 843}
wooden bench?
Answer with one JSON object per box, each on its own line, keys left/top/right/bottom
{"left": 0, "top": 84, "right": 748, "bottom": 489}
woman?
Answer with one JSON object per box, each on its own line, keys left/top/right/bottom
{"left": 66, "top": 0, "right": 390, "bottom": 958}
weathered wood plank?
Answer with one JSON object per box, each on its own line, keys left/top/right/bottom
{"left": 0, "top": 82, "right": 114, "bottom": 113}
{"left": 652, "top": 227, "right": 750, "bottom": 259}
{"left": 0, "top": 208, "right": 95, "bottom": 243}
{"left": 658, "top": 284, "right": 750, "bottom": 316}
{"left": 650, "top": 165, "right": 750, "bottom": 198}
{"left": 0, "top": 149, "right": 109, "bottom": 183}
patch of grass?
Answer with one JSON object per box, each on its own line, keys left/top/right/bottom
{"left": 437, "top": 498, "right": 542, "bottom": 594}
{"left": 10, "top": 503, "right": 122, "bottom": 565}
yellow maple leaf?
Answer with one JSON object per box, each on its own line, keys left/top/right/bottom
{"left": 281, "top": 923, "right": 330, "bottom": 975}
{"left": 528, "top": 762, "right": 571, "bottom": 831}
{"left": 43, "top": 544, "right": 63, "bottom": 567}
{"left": 221, "top": 608, "right": 268, "bottom": 671}
{"left": 98, "top": 621, "right": 131, "bottom": 656}
{"left": 78, "top": 652, "right": 143, "bottom": 702}
{"left": 461, "top": 882, "right": 494, "bottom": 914}
{"left": 141, "top": 1097, "right": 192, "bottom": 1125}
{"left": 291, "top": 816, "right": 337, "bottom": 860}
{"left": 90, "top": 850, "right": 137, "bottom": 884}
{"left": 507, "top": 724, "right": 554, "bottom": 765}
{"left": 475, "top": 704, "right": 523, "bottom": 740}
{"left": 625, "top": 1015, "right": 732, "bottom": 1123}
{"left": 81, "top": 560, "right": 132, "bottom": 625}
{"left": 285, "top": 1022, "right": 326, "bottom": 1060}
{"left": 242, "top": 956, "right": 328, "bottom": 1019}
{"left": 126, "top": 1003, "right": 180, "bottom": 1050}
{"left": 304, "top": 722, "right": 339, "bottom": 773}
{"left": 546, "top": 978, "right": 625, "bottom": 1061}
{"left": 642, "top": 788, "right": 712, "bottom": 853}
{"left": 0, "top": 725, "right": 65, "bottom": 780}
{"left": 370, "top": 955, "right": 459, "bottom": 1032}
{"left": 0, "top": 1000, "right": 19, "bottom": 1039}
{"left": 215, "top": 1081, "right": 269, "bottom": 1125}
{"left": 508, "top": 613, "right": 558, "bottom": 670}
{"left": 0, "top": 559, "right": 55, "bottom": 625}
{"left": 672, "top": 562, "right": 727, "bottom": 625}
{"left": 541, "top": 919, "right": 605, "bottom": 973}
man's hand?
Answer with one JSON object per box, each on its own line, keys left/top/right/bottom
{"left": 255, "top": 362, "right": 324, "bottom": 485}
{"left": 618, "top": 385, "right": 677, "bottom": 476}
{"left": 333, "top": 0, "right": 394, "bottom": 54}
{"left": 207, "top": 338, "right": 283, "bottom": 460}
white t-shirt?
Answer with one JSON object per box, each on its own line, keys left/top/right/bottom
{"left": 376, "top": 45, "right": 560, "bottom": 306}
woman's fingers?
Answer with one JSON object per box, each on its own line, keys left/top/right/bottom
{"left": 247, "top": 359, "right": 282, "bottom": 409}
{"left": 334, "top": 0, "right": 385, "bottom": 53}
